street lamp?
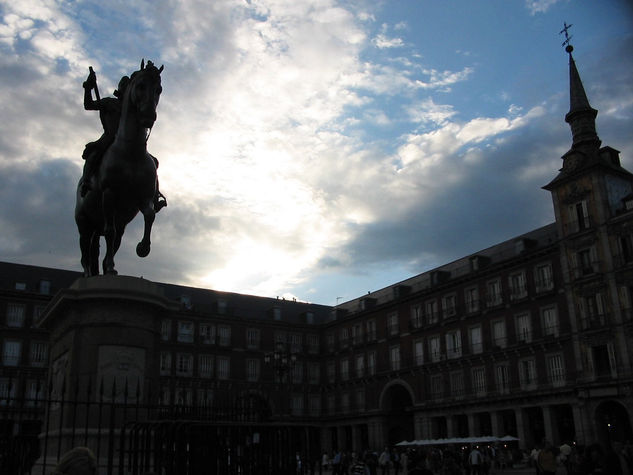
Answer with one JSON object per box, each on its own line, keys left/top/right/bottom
{"left": 264, "top": 342, "right": 300, "bottom": 472}
{"left": 264, "top": 342, "right": 298, "bottom": 384}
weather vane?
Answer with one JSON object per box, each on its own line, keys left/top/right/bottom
{"left": 560, "top": 22, "right": 574, "bottom": 53}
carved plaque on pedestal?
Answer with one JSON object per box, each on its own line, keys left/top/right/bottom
{"left": 97, "top": 345, "right": 145, "bottom": 402}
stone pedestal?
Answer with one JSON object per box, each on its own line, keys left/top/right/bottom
{"left": 35, "top": 275, "right": 177, "bottom": 472}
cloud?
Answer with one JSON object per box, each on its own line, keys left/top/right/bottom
{"left": 372, "top": 34, "right": 404, "bottom": 49}
{"left": 525, "top": 0, "right": 563, "bottom": 15}
{"left": 406, "top": 98, "right": 457, "bottom": 126}
{"left": 0, "top": 0, "right": 631, "bottom": 305}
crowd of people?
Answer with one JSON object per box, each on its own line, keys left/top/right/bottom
{"left": 314, "top": 440, "right": 633, "bottom": 475}
{"left": 529, "top": 440, "right": 633, "bottom": 475}
{"left": 318, "top": 445, "right": 520, "bottom": 475}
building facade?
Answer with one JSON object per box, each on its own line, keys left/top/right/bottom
{"left": 1, "top": 47, "right": 632, "bottom": 454}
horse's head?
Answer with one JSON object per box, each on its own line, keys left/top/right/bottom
{"left": 128, "top": 59, "right": 164, "bottom": 129}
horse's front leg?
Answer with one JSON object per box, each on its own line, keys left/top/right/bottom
{"left": 102, "top": 189, "right": 118, "bottom": 275}
{"left": 78, "top": 229, "right": 94, "bottom": 277}
{"left": 136, "top": 200, "right": 155, "bottom": 258}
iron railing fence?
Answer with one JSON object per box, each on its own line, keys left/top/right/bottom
{"left": 0, "top": 376, "right": 320, "bottom": 475}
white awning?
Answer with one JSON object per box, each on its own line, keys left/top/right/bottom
{"left": 395, "top": 435, "right": 519, "bottom": 447}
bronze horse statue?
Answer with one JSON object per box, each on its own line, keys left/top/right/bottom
{"left": 75, "top": 60, "right": 164, "bottom": 276}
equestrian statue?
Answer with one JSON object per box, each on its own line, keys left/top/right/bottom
{"left": 75, "top": 59, "right": 167, "bottom": 276}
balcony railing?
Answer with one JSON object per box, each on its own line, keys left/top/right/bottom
{"left": 535, "top": 278, "right": 555, "bottom": 294}
{"left": 569, "top": 261, "right": 601, "bottom": 279}
{"left": 446, "top": 347, "right": 462, "bottom": 359}
{"left": 613, "top": 253, "right": 633, "bottom": 268}
{"left": 485, "top": 294, "right": 504, "bottom": 308}
{"left": 465, "top": 299, "right": 481, "bottom": 314}
{"left": 386, "top": 323, "right": 399, "bottom": 336}
{"left": 580, "top": 314, "right": 608, "bottom": 330}
{"left": 1, "top": 356, "right": 20, "bottom": 366}
{"left": 564, "top": 216, "right": 593, "bottom": 235}
{"left": 509, "top": 288, "right": 528, "bottom": 301}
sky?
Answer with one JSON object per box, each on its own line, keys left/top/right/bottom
{"left": 0, "top": 0, "right": 632, "bottom": 306}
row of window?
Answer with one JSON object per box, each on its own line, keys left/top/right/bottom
{"left": 162, "top": 320, "right": 232, "bottom": 346}
{"left": 159, "top": 352, "right": 322, "bottom": 384}
{"left": 157, "top": 386, "right": 325, "bottom": 416}
{"left": 408, "top": 263, "right": 554, "bottom": 326}
{"left": 328, "top": 310, "right": 559, "bottom": 381}
{"left": 427, "top": 353, "right": 566, "bottom": 400}
{"left": 1, "top": 340, "right": 48, "bottom": 367}
{"left": 156, "top": 352, "right": 564, "bottom": 414}
{"left": 327, "top": 264, "right": 555, "bottom": 350}
{"left": 0, "top": 378, "right": 44, "bottom": 405}
{"left": 2, "top": 303, "right": 46, "bottom": 328}
{"left": 12, "top": 280, "right": 51, "bottom": 295}
{"left": 161, "top": 320, "right": 320, "bottom": 353}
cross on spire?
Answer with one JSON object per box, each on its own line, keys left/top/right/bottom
{"left": 560, "top": 22, "right": 574, "bottom": 52}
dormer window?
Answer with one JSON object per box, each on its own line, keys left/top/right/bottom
{"left": 305, "top": 312, "right": 314, "bottom": 324}
{"left": 39, "top": 280, "right": 51, "bottom": 295}
{"left": 180, "top": 295, "right": 192, "bottom": 310}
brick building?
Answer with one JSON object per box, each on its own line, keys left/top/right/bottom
{"left": 1, "top": 46, "right": 632, "bottom": 454}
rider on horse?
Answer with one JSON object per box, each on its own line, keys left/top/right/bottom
{"left": 81, "top": 67, "right": 167, "bottom": 212}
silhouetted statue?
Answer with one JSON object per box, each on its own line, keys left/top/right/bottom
{"left": 75, "top": 60, "right": 166, "bottom": 276}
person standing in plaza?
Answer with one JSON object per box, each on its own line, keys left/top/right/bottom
{"left": 468, "top": 446, "right": 483, "bottom": 475}
{"left": 536, "top": 442, "right": 557, "bottom": 475}
{"left": 379, "top": 447, "right": 391, "bottom": 475}
{"left": 351, "top": 453, "right": 367, "bottom": 475}
{"left": 332, "top": 450, "right": 342, "bottom": 475}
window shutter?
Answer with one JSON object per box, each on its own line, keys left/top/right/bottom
{"left": 569, "top": 251, "right": 579, "bottom": 278}
{"left": 619, "top": 286, "right": 630, "bottom": 309}
{"left": 590, "top": 246, "right": 598, "bottom": 272}
{"left": 607, "top": 342, "right": 618, "bottom": 377}
{"left": 584, "top": 345, "right": 594, "bottom": 374}
{"left": 581, "top": 200, "right": 589, "bottom": 222}
{"left": 568, "top": 204, "right": 576, "bottom": 232}
{"left": 596, "top": 293, "right": 605, "bottom": 322}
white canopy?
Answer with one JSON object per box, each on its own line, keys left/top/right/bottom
{"left": 395, "top": 435, "right": 519, "bottom": 447}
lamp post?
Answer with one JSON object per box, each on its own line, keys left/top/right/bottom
{"left": 264, "top": 342, "right": 300, "bottom": 473}
{"left": 264, "top": 342, "right": 298, "bottom": 415}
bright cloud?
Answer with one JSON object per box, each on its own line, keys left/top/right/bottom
{"left": 525, "top": 0, "right": 563, "bottom": 15}
{"left": 0, "top": 0, "right": 630, "bottom": 304}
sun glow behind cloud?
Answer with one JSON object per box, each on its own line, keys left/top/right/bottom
{"left": 0, "top": 0, "right": 631, "bottom": 303}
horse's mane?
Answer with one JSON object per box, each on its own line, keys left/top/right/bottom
{"left": 130, "top": 60, "right": 163, "bottom": 82}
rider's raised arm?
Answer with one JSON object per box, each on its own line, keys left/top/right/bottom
{"left": 83, "top": 67, "right": 100, "bottom": 111}
{"left": 83, "top": 85, "right": 100, "bottom": 111}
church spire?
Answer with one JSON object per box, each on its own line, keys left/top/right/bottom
{"left": 561, "top": 23, "right": 601, "bottom": 150}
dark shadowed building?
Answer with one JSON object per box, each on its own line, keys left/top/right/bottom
{"left": 0, "top": 45, "right": 631, "bottom": 463}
